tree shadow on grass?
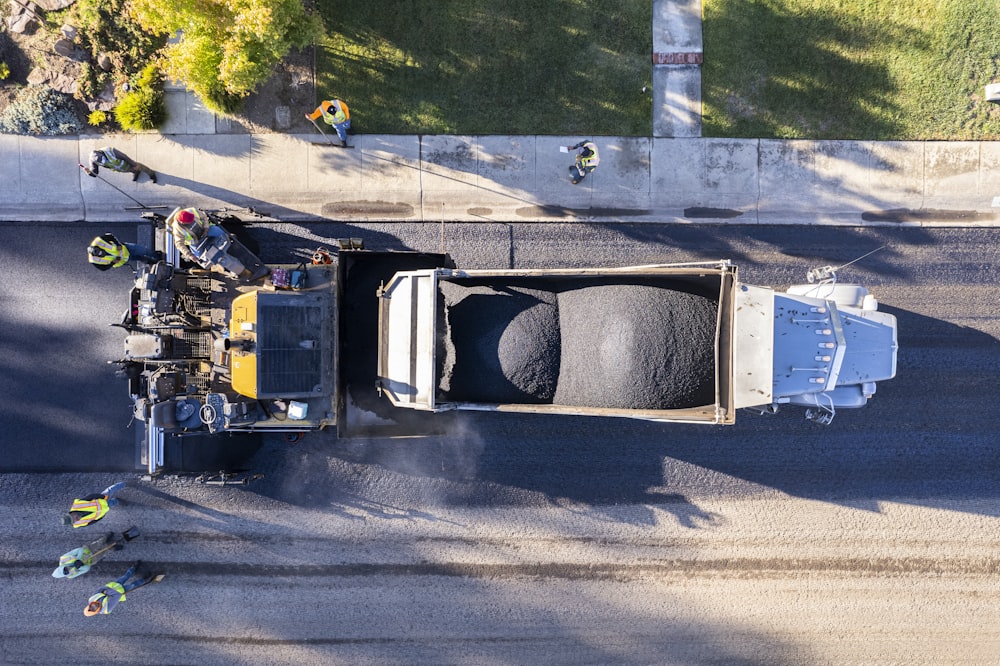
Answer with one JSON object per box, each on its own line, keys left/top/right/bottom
{"left": 313, "top": 0, "right": 652, "bottom": 135}
{"left": 702, "top": 0, "right": 928, "bottom": 139}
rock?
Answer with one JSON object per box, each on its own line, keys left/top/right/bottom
{"left": 8, "top": 8, "right": 39, "bottom": 35}
{"left": 97, "top": 53, "right": 112, "bottom": 71}
{"left": 25, "top": 67, "right": 79, "bottom": 95}
{"left": 26, "top": 67, "right": 47, "bottom": 86}
{"left": 87, "top": 82, "right": 117, "bottom": 111}
{"left": 34, "top": 0, "right": 76, "bottom": 9}
{"left": 60, "top": 23, "right": 77, "bottom": 40}
{"left": 53, "top": 37, "right": 75, "bottom": 58}
{"left": 8, "top": 0, "right": 37, "bottom": 13}
{"left": 274, "top": 105, "right": 291, "bottom": 129}
{"left": 97, "top": 81, "right": 115, "bottom": 101}
{"left": 48, "top": 72, "right": 77, "bottom": 95}
{"left": 86, "top": 98, "right": 115, "bottom": 112}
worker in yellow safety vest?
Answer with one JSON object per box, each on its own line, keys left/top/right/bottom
{"left": 306, "top": 99, "right": 351, "bottom": 145}
{"left": 87, "top": 234, "right": 159, "bottom": 271}
{"left": 63, "top": 482, "right": 126, "bottom": 528}
{"left": 85, "top": 146, "right": 157, "bottom": 183}
{"left": 84, "top": 561, "right": 161, "bottom": 616}
{"left": 566, "top": 140, "right": 600, "bottom": 185}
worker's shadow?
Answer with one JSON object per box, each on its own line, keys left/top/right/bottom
{"left": 149, "top": 174, "right": 314, "bottom": 222}
{"left": 127, "top": 484, "right": 243, "bottom": 527}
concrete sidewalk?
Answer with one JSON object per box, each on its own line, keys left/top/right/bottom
{"left": 2, "top": 0, "right": 998, "bottom": 227}
{"left": 2, "top": 132, "right": 999, "bottom": 225}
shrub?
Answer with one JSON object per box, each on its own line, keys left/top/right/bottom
{"left": 68, "top": 0, "right": 165, "bottom": 106}
{"left": 0, "top": 62, "right": 10, "bottom": 81}
{"left": 114, "top": 64, "right": 166, "bottom": 130}
{"left": 0, "top": 86, "right": 83, "bottom": 135}
{"left": 129, "top": 0, "right": 325, "bottom": 116}
{"left": 88, "top": 109, "right": 108, "bottom": 126}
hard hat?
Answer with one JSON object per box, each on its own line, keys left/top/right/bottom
{"left": 84, "top": 600, "right": 102, "bottom": 616}
{"left": 176, "top": 210, "right": 195, "bottom": 224}
{"left": 62, "top": 513, "right": 73, "bottom": 526}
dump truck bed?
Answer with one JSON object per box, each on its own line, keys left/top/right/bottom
{"left": 378, "top": 262, "right": 740, "bottom": 424}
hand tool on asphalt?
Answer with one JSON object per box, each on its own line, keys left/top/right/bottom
{"left": 53, "top": 526, "right": 141, "bottom": 579}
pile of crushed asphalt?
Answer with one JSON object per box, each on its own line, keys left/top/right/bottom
{"left": 437, "top": 277, "right": 718, "bottom": 410}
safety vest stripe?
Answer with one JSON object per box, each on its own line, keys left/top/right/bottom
{"left": 101, "top": 149, "right": 127, "bottom": 171}
{"left": 70, "top": 498, "right": 109, "bottom": 527}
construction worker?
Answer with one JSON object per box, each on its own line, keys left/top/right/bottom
{"left": 63, "top": 482, "right": 126, "bottom": 529}
{"left": 306, "top": 99, "right": 351, "bottom": 145}
{"left": 85, "top": 146, "right": 157, "bottom": 183}
{"left": 84, "top": 561, "right": 160, "bottom": 616}
{"left": 87, "top": 233, "right": 159, "bottom": 271}
{"left": 53, "top": 528, "right": 140, "bottom": 579}
{"left": 166, "top": 207, "right": 216, "bottom": 266}
{"left": 566, "top": 140, "right": 600, "bottom": 185}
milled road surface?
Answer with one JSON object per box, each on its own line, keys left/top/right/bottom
{"left": 2, "top": 475, "right": 998, "bottom": 665}
{"left": 1, "top": 223, "right": 998, "bottom": 664}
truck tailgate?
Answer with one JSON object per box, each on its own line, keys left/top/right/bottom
{"left": 378, "top": 269, "right": 439, "bottom": 410}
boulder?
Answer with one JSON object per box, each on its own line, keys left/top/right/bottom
{"left": 25, "top": 66, "right": 79, "bottom": 95}
{"left": 34, "top": 0, "right": 77, "bottom": 9}
{"left": 60, "top": 23, "right": 77, "bottom": 40}
{"left": 26, "top": 66, "right": 46, "bottom": 86}
{"left": 275, "top": 105, "right": 291, "bottom": 129}
{"left": 97, "top": 53, "right": 112, "bottom": 71}
{"left": 53, "top": 37, "right": 75, "bottom": 58}
{"left": 8, "top": 2, "right": 40, "bottom": 35}
{"left": 48, "top": 71, "right": 78, "bottom": 95}
{"left": 86, "top": 81, "right": 116, "bottom": 111}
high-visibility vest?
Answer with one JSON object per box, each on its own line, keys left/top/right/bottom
{"left": 89, "top": 582, "right": 126, "bottom": 614}
{"left": 577, "top": 142, "right": 600, "bottom": 169}
{"left": 88, "top": 236, "right": 130, "bottom": 268}
{"left": 98, "top": 148, "right": 128, "bottom": 171}
{"left": 169, "top": 208, "right": 212, "bottom": 246}
{"left": 320, "top": 100, "right": 349, "bottom": 126}
{"left": 69, "top": 498, "right": 110, "bottom": 528}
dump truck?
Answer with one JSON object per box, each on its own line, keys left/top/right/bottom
{"left": 375, "top": 261, "right": 898, "bottom": 426}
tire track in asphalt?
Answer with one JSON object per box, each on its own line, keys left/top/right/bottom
{"left": 9, "top": 558, "right": 1000, "bottom": 579}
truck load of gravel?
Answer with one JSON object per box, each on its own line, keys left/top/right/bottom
{"left": 438, "top": 281, "right": 560, "bottom": 403}
{"left": 552, "top": 284, "right": 717, "bottom": 410}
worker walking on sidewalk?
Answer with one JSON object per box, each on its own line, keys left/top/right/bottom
{"left": 63, "top": 482, "right": 127, "bottom": 528}
{"left": 566, "top": 140, "right": 600, "bottom": 184}
{"left": 306, "top": 98, "right": 351, "bottom": 145}
{"left": 84, "top": 561, "right": 161, "bottom": 616}
{"left": 87, "top": 233, "right": 160, "bottom": 271}
{"left": 85, "top": 146, "right": 157, "bottom": 183}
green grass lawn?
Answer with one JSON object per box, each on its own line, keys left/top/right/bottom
{"left": 703, "top": 0, "right": 1000, "bottom": 139}
{"left": 313, "top": 0, "right": 651, "bottom": 135}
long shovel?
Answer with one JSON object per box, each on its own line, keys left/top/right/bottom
{"left": 305, "top": 115, "right": 353, "bottom": 149}
{"left": 78, "top": 163, "right": 168, "bottom": 210}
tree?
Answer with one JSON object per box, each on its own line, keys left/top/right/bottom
{"left": 129, "top": 0, "right": 324, "bottom": 115}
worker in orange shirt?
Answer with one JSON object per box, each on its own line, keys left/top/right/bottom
{"left": 306, "top": 98, "right": 351, "bottom": 146}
